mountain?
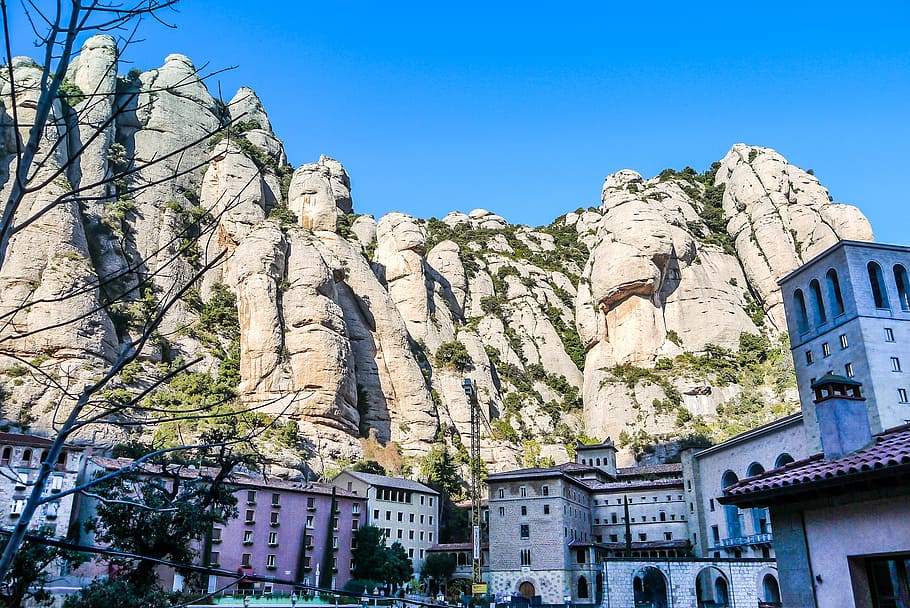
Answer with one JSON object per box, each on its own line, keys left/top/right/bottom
{"left": 0, "top": 37, "right": 874, "bottom": 473}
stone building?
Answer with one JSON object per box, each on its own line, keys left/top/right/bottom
{"left": 779, "top": 240, "right": 910, "bottom": 452}
{"left": 0, "top": 432, "right": 86, "bottom": 539}
{"left": 332, "top": 470, "right": 438, "bottom": 571}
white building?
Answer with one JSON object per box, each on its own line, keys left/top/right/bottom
{"left": 332, "top": 470, "right": 439, "bottom": 571}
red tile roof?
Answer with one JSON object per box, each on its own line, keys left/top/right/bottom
{"left": 721, "top": 423, "right": 910, "bottom": 506}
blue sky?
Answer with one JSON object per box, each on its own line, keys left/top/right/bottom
{"left": 8, "top": 2, "right": 910, "bottom": 242}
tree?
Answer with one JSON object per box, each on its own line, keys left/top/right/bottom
{"left": 0, "top": 0, "right": 300, "bottom": 584}
{"left": 352, "top": 459, "right": 387, "bottom": 475}
{"left": 420, "top": 552, "right": 456, "bottom": 594}
{"left": 351, "top": 525, "right": 389, "bottom": 583}
{"left": 384, "top": 542, "right": 413, "bottom": 590}
{"left": 0, "top": 533, "right": 86, "bottom": 607}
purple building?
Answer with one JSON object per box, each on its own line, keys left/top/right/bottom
{"left": 205, "top": 476, "right": 365, "bottom": 597}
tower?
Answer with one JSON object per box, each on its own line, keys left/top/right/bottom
{"left": 779, "top": 240, "right": 910, "bottom": 452}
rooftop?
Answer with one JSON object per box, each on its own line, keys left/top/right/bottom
{"left": 336, "top": 470, "right": 438, "bottom": 495}
{"left": 721, "top": 423, "right": 910, "bottom": 507}
{"left": 694, "top": 413, "right": 803, "bottom": 459}
{"left": 617, "top": 463, "right": 682, "bottom": 477}
{"left": 777, "top": 240, "right": 910, "bottom": 285}
{"left": 0, "top": 432, "right": 82, "bottom": 449}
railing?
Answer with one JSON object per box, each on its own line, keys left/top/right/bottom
{"left": 717, "top": 532, "right": 773, "bottom": 548}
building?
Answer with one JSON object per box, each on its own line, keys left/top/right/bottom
{"left": 681, "top": 413, "right": 807, "bottom": 560}
{"left": 722, "top": 374, "right": 910, "bottom": 607}
{"left": 332, "top": 470, "right": 438, "bottom": 571}
{"left": 485, "top": 442, "right": 691, "bottom": 605}
{"left": 78, "top": 457, "right": 364, "bottom": 597}
{"left": 206, "top": 476, "right": 365, "bottom": 596}
{"left": 0, "top": 432, "right": 86, "bottom": 539}
{"left": 779, "top": 240, "right": 910, "bottom": 452}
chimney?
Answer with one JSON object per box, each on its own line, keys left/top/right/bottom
{"left": 811, "top": 372, "right": 872, "bottom": 459}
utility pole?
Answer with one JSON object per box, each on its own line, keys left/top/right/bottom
{"left": 623, "top": 495, "right": 632, "bottom": 556}
{"left": 462, "top": 378, "right": 483, "bottom": 590}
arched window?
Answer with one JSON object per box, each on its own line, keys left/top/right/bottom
{"left": 21, "top": 449, "right": 32, "bottom": 465}
{"left": 577, "top": 576, "right": 589, "bottom": 599}
{"left": 869, "top": 262, "right": 889, "bottom": 308}
{"left": 746, "top": 462, "right": 765, "bottom": 478}
{"left": 894, "top": 265, "right": 910, "bottom": 311}
{"left": 827, "top": 269, "right": 845, "bottom": 316}
{"left": 721, "top": 471, "right": 742, "bottom": 538}
{"left": 793, "top": 289, "right": 809, "bottom": 332}
{"left": 762, "top": 574, "right": 781, "bottom": 604}
{"left": 774, "top": 453, "right": 794, "bottom": 468}
{"left": 1, "top": 447, "right": 10, "bottom": 464}
{"left": 809, "top": 279, "right": 827, "bottom": 325}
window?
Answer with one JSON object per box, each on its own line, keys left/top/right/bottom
{"left": 268, "top": 531, "right": 278, "bottom": 546}
{"left": 247, "top": 490, "right": 257, "bottom": 504}
{"left": 0, "top": 447, "right": 9, "bottom": 465}
{"left": 542, "top": 485, "right": 549, "bottom": 496}
{"left": 373, "top": 509, "right": 379, "bottom": 520}
{"left": 429, "top": 532, "right": 433, "bottom": 542}
{"left": 210, "top": 551, "right": 220, "bottom": 566}
{"left": 520, "top": 524, "right": 530, "bottom": 539}
{"left": 521, "top": 505, "right": 527, "bottom": 516}
{"left": 900, "top": 388, "right": 908, "bottom": 403}
{"left": 805, "top": 350, "right": 813, "bottom": 364}
{"left": 307, "top": 496, "right": 316, "bottom": 510}
{"left": 499, "top": 506, "right": 505, "bottom": 517}
{"left": 397, "top": 529, "right": 403, "bottom": 539}
{"left": 270, "top": 511, "right": 280, "bottom": 526}
{"left": 611, "top": 512, "right": 617, "bottom": 523}
{"left": 893, "top": 357, "right": 903, "bottom": 372}
{"left": 21, "top": 449, "right": 32, "bottom": 465}
{"left": 13, "top": 470, "right": 27, "bottom": 489}
{"left": 352, "top": 503, "right": 360, "bottom": 515}
{"left": 895, "top": 265, "right": 910, "bottom": 311}
{"left": 810, "top": 279, "right": 827, "bottom": 325}
{"left": 429, "top": 516, "right": 433, "bottom": 525}
{"left": 397, "top": 512, "right": 403, "bottom": 522}
{"left": 50, "top": 475, "right": 64, "bottom": 492}
{"left": 639, "top": 533, "right": 647, "bottom": 541}
{"left": 409, "top": 530, "right": 414, "bottom": 540}
{"left": 271, "top": 493, "right": 280, "bottom": 507}
{"left": 519, "top": 486, "right": 527, "bottom": 497}
{"left": 827, "top": 269, "right": 845, "bottom": 316}
{"left": 420, "top": 514, "right": 425, "bottom": 524}
{"left": 305, "top": 535, "right": 313, "bottom": 546}
{"left": 610, "top": 534, "right": 618, "bottom": 542}
{"left": 709, "top": 498, "right": 715, "bottom": 512}
{"left": 352, "top": 519, "right": 360, "bottom": 531}
{"left": 420, "top": 496, "right": 425, "bottom": 505}
{"left": 242, "top": 553, "right": 252, "bottom": 567}
{"left": 306, "top": 515, "right": 314, "bottom": 529}
{"left": 385, "top": 510, "right": 391, "bottom": 520}
{"left": 408, "top": 548, "right": 414, "bottom": 558}
{"left": 664, "top": 532, "right": 672, "bottom": 540}
{"left": 10, "top": 498, "right": 25, "bottom": 516}
{"left": 712, "top": 526, "right": 720, "bottom": 544}
{"left": 822, "top": 342, "right": 830, "bottom": 357}
{"left": 245, "top": 509, "right": 255, "bottom": 523}
{"left": 429, "top": 497, "right": 434, "bottom": 506}
{"left": 840, "top": 334, "right": 849, "bottom": 349}
{"left": 243, "top": 530, "right": 254, "bottom": 544}
{"left": 304, "top": 556, "right": 312, "bottom": 567}
{"left": 845, "top": 363, "right": 855, "bottom": 377}
{"left": 333, "top": 536, "right": 339, "bottom": 548}
{"left": 520, "top": 549, "right": 531, "bottom": 566}
{"left": 793, "top": 289, "right": 809, "bottom": 332}
{"left": 543, "top": 504, "right": 550, "bottom": 515}
{"left": 384, "top": 529, "right": 390, "bottom": 538}
{"left": 867, "top": 554, "right": 910, "bottom": 606}
{"left": 577, "top": 549, "right": 586, "bottom": 564}
{"left": 212, "top": 528, "right": 222, "bottom": 542}
{"left": 886, "top": 327, "right": 896, "bottom": 342}
{"left": 869, "top": 262, "right": 890, "bottom": 308}
{"left": 659, "top": 511, "right": 666, "bottom": 522}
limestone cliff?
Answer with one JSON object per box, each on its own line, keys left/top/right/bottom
{"left": 0, "top": 39, "right": 874, "bottom": 472}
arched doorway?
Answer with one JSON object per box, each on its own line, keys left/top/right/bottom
{"left": 632, "top": 567, "right": 668, "bottom": 608}
{"left": 518, "top": 581, "right": 535, "bottom": 600}
{"left": 695, "top": 566, "right": 730, "bottom": 607}
{"left": 761, "top": 574, "right": 781, "bottom": 606}
{"left": 577, "top": 576, "right": 588, "bottom": 599}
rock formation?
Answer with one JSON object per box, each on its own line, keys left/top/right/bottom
{"left": 0, "top": 39, "right": 876, "bottom": 472}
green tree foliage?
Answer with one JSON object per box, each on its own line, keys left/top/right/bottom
{"left": 62, "top": 578, "right": 175, "bottom": 608}
{"left": 351, "top": 460, "right": 387, "bottom": 475}
{"left": 420, "top": 552, "right": 456, "bottom": 585}
{"left": 0, "top": 533, "right": 85, "bottom": 607}
{"left": 385, "top": 542, "right": 414, "bottom": 588}
{"left": 434, "top": 341, "right": 472, "bottom": 371}
{"left": 419, "top": 443, "right": 463, "bottom": 500}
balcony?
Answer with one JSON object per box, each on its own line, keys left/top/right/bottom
{"left": 716, "top": 532, "right": 773, "bottom": 548}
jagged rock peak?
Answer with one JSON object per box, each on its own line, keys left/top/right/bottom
{"left": 288, "top": 155, "right": 353, "bottom": 231}
{"left": 227, "top": 86, "right": 273, "bottom": 132}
